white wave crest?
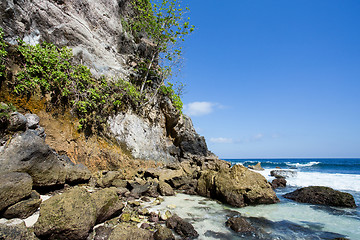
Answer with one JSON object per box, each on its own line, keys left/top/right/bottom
{"left": 286, "top": 161, "right": 321, "bottom": 168}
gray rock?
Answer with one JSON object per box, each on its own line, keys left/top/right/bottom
{"left": 25, "top": 113, "right": 40, "bottom": 129}
{"left": 0, "top": 172, "right": 32, "bottom": 212}
{"left": 91, "top": 188, "right": 124, "bottom": 224}
{"left": 0, "top": 130, "right": 66, "bottom": 187}
{"left": 34, "top": 187, "right": 97, "bottom": 240}
{"left": 8, "top": 112, "right": 27, "bottom": 131}
{"left": 65, "top": 162, "right": 92, "bottom": 184}
{"left": 0, "top": 220, "right": 38, "bottom": 240}
{"left": 166, "top": 214, "right": 198, "bottom": 239}
{"left": 270, "top": 169, "right": 297, "bottom": 178}
{"left": 3, "top": 190, "right": 42, "bottom": 219}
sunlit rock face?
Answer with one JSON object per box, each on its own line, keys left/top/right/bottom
{"left": 0, "top": 0, "right": 138, "bottom": 78}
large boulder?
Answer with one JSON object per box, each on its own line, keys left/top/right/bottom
{"left": 91, "top": 188, "right": 124, "bottom": 224}
{"left": 283, "top": 186, "right": 356, "bottom": 208}
{"left": 8, "top": 112, "right": 27, "bottom": 131}
{"left": 109, "top": 223, "right": 153, "bottom": 240}
{"left": 158, "top": 181, "right": 175, "bottom": 196}
{"left": 0, "top": 172, "right": 32, "bottom": 212}
{"left": 0, "top": 130, "right": 66, "bottom": 187}
{"left": 34, "top": 187, "right": 97, "bottom": 240}
{"left": 153, "top": 226, "right": 175, "bottom": 240}
{"left": 3, "top": 190, "right": 42, "bottom": 219}
{"left": 25, "top": 113, "right": 40, "bottom": 130}
{"left": 197, "top": 165, "right": 279, "bottom": 207}
{"left": 166, "top": 214, "right": 198, "bottom": 239}
{"left": 271, "top": 178, "right": 287, "bottom": 189}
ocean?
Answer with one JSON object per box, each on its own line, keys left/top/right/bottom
{"left": 150, "top": 158, "right": 360, "bottom": 239}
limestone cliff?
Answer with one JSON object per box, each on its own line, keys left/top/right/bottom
{"left": 0, "top": 0, "right": 212, "bottom": 169}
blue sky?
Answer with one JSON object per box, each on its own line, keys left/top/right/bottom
{"left": 178, "top": 0, "right": 360, "bottom": 159}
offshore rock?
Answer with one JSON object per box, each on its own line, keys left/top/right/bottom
{"left": 271, "top": 178, "right": 287, "bottom": 189}
{"left": 166, "top": 214, "right": 198, "bottom": 239}
{"left": 34, "top": 187, "right": 97, "bottom": 240}
{"left": 0, "top": 172, "right": 33, "bottom": 212}
{"left": 3, "top": 190, "right": 42, "bottom": 219}
{"left": 270, "top": 169, "right": 297, "bottom": 178}
{"left": 225, "top": 216, "right": 255, "bottom": 233}
{"left": 248, "top": 162, "right": 264, "bottom": 171}
{"left": 283, "top": 186, "right": 356, "bottom": 208}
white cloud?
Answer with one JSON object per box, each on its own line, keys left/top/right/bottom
{"left": 184, "top": 101, "right": 216, "bottom": 116}
{"left": 210, "top": 137, "right": 233, "bottom": 144}
{"left": 251, "top": 133, "right": 264, "bottom": 141}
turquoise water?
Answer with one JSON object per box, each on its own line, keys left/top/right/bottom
{"left": 152, "top": 158, "right": 360, "bottom": 239}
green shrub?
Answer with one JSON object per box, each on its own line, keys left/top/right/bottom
{"left": 160, "top": 82, "right": 183, "bottom": 113}
{"left": 0, "top": 28, "right": 7, "bottom": 78}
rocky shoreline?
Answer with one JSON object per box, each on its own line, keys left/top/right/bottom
{"left": 1, "top": 110, "right": 356, "bottom": 239}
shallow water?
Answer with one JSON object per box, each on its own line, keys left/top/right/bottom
{"left": 151, "top": 191, "right": 360, "bottom": 239}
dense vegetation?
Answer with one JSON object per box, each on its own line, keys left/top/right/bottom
{"left": 0, "top": 0, "right": 192, "bottom": 134}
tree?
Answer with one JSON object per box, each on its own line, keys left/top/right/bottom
{"left": 129, "top": 0, "right": 194, "bottom": 102}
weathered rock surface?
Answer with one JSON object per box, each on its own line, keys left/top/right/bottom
{"left": 153, "top": 226, "right": 175, "bottom": 240}
{"left": 0, "top": 220, "right": 38, "bottom": 240}
{"left": 225, "top": 216, "right": 255, "bottom": 233}
{"left": 0, "top": 130, "right": 66, "bottom": 187}
{"left": 166, "top": 214, "right": 198, "bottom": 239}
{"left": 248, "top": 162, "right": 264, "bottom": 171}
{"left": 271, "top": 178, "right": 287, "bottom": 189}
{"left": 25, "top": 113, "right": 40, "bottom": 129}
{"left": 8, "top": 112, "right": 27, "bottom": 131}
{"left": 158, "top": 181, "right": 175, "bottom": 196}
{"left": 34, "top": 187, "right": 97, "bottom": 240}
{"left": 3, "top": 190, "right": 42, "bottom": 219}
{"left": 91, "top": 188, "right": 124, "bottom": 224}
{"left": 108, "top": 223, "right": 153, "bottom": 240}
{"left": 270, "top": 169, "right": 297, "bottom": 178}
{"left": 283, "top": 186, "right": 356, "bottom": 208}
{"left": 0, "top": 172, "right": 33, "bottom": 212}
{"left": 197, "top": 164, "right": 279, "bottom": 207}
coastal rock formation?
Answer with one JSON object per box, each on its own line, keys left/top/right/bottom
{"left": 91, "top": 188, "right": 124, "bottom": 224}
{"left": 34, "top": 187, "right": 97, "bottom": 240}
{"left": 197, "top": 164, "right": 279, "bottom": 207}
{"left": 3, "top": 190, "right": 42, "bottom": 219}
{"left": 270, "top": 169, "right": 297, "bottom": 178}
{"left": 271, "top": 177, "right": 287, "bottom": 189}
{"left": 166, "top": 214, "right": 199, "bottom": 239}
{"left": 0, "top": 220, "right": 38, "bottom": 240}
{"left": 109, "top": 223, "right": 153, "bottom": 240}
{"left": 283, "top": 186, "right": 356, "bottom": 208}
{"left": 248, "top": 162, "right": 264, "bottom": 171}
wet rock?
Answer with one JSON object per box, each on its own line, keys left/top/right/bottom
{"left": 154, "top": 226, "right": 175, "bottom": 240}
{"left": 225, "top": 216, "right": 255, "bottom": 233}
{"left": 109, "top": 222, "right": 153, "bottom": 240}
{"left": 8, "top": 112, "right": 27, "bottom": 131}
{"left": 3, "top": 190, "right": 41, "bottom": 219}
{"left": 248, "top": 162, "right": 264, "bottom": 171}
{"left": 271, "top": 178, "right": 287, "bottom": 189}
{"left": 0, "top": 220, "right": 38, "bottom": 240}
{"left": 0, "top": 130, "right": 67, "bottom": 187}
{"left": 283, "top": 186, "right": 356, "bottom": 208}
{"left": 0, "top": 172, "right": 32, "bottom": 212}
{"left": 158, "top": 181, "right": 175, "bottom": 196}
{"left": 166, "top": 214, "right": 198, "bottom": 239}
{"left": 91, "top": 188, "right": 124, "bottom": 224}
{"left": 34, "top": 187, "right": 97, "bottom": 240}
{"left": 270, "top": 169, "right": 297, "bottom": 178}
{"left": 25, "top": 113, "right": 40, "bottom": 129}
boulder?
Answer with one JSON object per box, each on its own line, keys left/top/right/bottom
{"left": 271, "top": 178, "right": 286, "bottom": 189}
{"left": 283, "top": 186, "right": 356, "bottom": 208}
{"left": 154, "top": 226, "right": 175, "bottom": 240}
{"left": 0, "top": 220, "right": 38, "bottom": 240}
{"left": 96, "top": 171, "right": 124, "bottom": 188}
{"left": 8, "top": 112, "right": 27, "bottom": 131}
{"left": 25, "top": 113, "right": 40, "bottom": 129}
{"left": 91, "top": 188, "right": 124, "bottom": 224}
{"left": 248, "top": 162, "right": 264, "bottom": 171}
{"left": 197, "top": 165, "right": 279, "bottom": 207}
{"left": 34, "top": 187, "right": 97, "bottom": 240}
{"left": 158, "top": 181, "right": 175, "bottom": 196}
{"left": 3, "top": 190, "right": 42, "bottom": 219}
{"left": 166, "top": 214, "right": 198, "bottom": 239}
{"left": 270, "top": 169, "right": 297, "bottom": 178}
{"left": 64, "top": 160, "right": 91, "bottom": 184}
{"left": 0, "top": 130, "right": 66, "bottom": 187}
{"left": 0, "top": 172, "right": 32, "bottom": 212}
{"left": 225, "top": 216, "right": 255, "bottom": 233}
{"left": 109, "top": 223, "right": 153, "bottom": 240}
{"left": 144, "top": 168, "right": 184, "bottom": 182}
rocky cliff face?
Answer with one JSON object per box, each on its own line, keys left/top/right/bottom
{"left": 0, "top": 0, "right": 211, "bottom": 165}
